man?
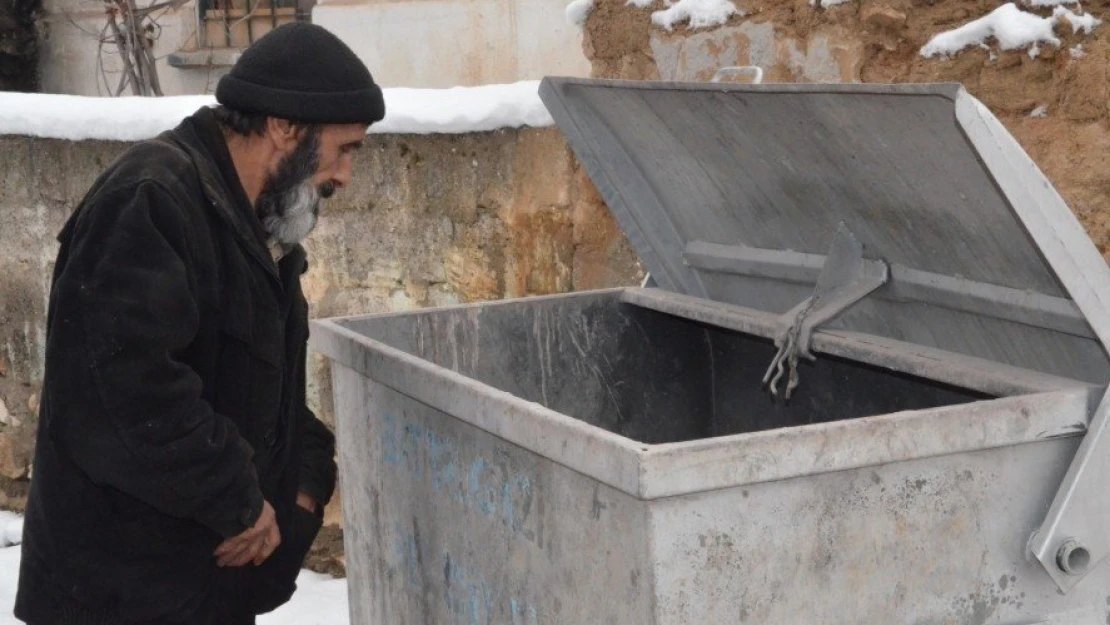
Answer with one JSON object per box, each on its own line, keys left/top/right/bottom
{"left": 14, "top": 22, "right": 384, "bottom": 624}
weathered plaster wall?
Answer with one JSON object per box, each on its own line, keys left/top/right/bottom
{"left": 0, "top": 128, "right": 644, "bottom": 524}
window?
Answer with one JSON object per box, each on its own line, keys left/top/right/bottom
{"left": 197, "top": 0, "right": 312, "bottom": 49}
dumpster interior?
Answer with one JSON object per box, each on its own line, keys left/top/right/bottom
{"left": 338, "top": 293, "right": 990, "bottom": 445}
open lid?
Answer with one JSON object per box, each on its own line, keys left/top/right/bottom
{"left": 539, "top": 78, "right": 1110, "bottom": 385}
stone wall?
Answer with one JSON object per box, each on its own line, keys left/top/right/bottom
{"left": 578, "top": 0, "right": 1110, "bottom": 258}
{"left": 0, "top": 128, "right": 644, "bottom": 523}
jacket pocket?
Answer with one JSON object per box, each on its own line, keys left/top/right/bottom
{"left": 247, "top": 505, "right": 324, "bottom": 615}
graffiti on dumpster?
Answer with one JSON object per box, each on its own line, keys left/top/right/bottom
{"left": 380, "top": 413, "right": 541, "bottom": 545}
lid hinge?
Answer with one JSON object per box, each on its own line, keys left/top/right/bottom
{"left": 1028, "top": 386, "right": 1108, "bottom": 593}
{"left": 763, "top": 223, "right": 890, "bottom": 398}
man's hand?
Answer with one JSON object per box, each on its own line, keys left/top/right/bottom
{"left": 214, "top": 500, "right": 281, "bottom": 567}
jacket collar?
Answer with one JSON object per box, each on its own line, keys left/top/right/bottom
{"left": 164, "top": 107, "right": 304, "bottom": 288}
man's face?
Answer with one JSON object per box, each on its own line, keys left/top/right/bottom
{"left": 257, "top": 122, "right": 368, "bottom": 247}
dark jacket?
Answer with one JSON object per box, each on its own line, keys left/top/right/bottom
{"left": 15, "top": 108, "right": 337, "bottom": 624}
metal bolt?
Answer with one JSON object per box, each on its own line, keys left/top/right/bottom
{"left": 1056, "top": 539, "right": 1091, "bottom": 576}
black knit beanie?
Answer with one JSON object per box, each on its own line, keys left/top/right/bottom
{"left": 216, "top": 22, "right": 385, "bottom": 125}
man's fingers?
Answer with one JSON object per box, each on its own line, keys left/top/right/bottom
{"left": 214, "top": 538, "right": 242, "bottom": 557}
{"left": 218, "top": 536, "right": 260, "bottom": 567}
{"left": 223, "top": 541, "right": 260, "bottom": 567}
{"left": 253, "top": 525, "right": 282, "bottom": 566}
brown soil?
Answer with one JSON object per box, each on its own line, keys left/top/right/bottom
{"left": 582, "top": 0, "right": 1110, "bottom": 256}
{"left": 304, "top": 525, "right": 346, "bottom": 578}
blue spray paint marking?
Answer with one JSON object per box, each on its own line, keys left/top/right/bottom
{"left": 510, "top": 598, "right": 539, "bottom": 625}
{"left": 381, "top": 413, "right": 402, "bottom": 465}
{"left": 391, "top": 522, "right": 422, "bottom": 592}
{"left": 379, "top": 413, "right": 537, "bottom": 539}
{"left": 442, "top": 549, "right": 540, "bottom": 625}
{"left": 390, "top": 522, "right": 543, "bottom": 625}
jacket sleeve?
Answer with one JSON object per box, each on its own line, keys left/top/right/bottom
{"left": 294, "top": 347, "right": 337, "bottom": 512}
{"left": 48, "top": 180, "right": 264, "bottom": 538}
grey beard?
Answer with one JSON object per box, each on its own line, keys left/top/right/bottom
{"left": 261, "top": 178, "right": 321, "bottom": 248}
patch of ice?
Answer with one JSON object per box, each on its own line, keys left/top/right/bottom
{"left": 1054, "top": 5, "right": 1101, "bottom": 33}
{"left": 920, "top": 3, "right": 1062, "bottom": 58}
{"left": 651, "top": 0, "right": 739, "bottom": 31}
{"left": 0, "top": 81, "right": 554, "bottom": 141}
{"left": 566, "top": 0, "right": 595, "bottom": 28}
{"left": 1030, "top": 104, "right": 1049, "bottom": 117}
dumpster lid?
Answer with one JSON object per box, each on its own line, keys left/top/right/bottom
{"left": 539, "top": 78, "right": 1110, "bottom": 384}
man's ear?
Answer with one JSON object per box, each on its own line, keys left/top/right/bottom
{"left": 264, "top": 117, "right": 300, "bottom": 153}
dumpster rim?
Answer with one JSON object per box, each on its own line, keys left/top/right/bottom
{"left": 310, "top": 290, "right": 1097, "bottom": 500}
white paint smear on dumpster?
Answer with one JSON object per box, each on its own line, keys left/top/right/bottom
{"left": 0, "top": 81, "right": 553, "bottom": 141}
{"left": 920, "top": 2, "right": 1101, "bottom": 58}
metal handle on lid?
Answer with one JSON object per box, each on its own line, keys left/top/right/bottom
{"left": 710, "top": 66, "right": 764, "bottom": 84}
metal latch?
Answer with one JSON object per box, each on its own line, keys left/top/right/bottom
{"left": 763, "top": 223, "right": 889, "bottom": 398}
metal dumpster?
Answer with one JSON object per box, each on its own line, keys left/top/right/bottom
{"left": 310, "top": 79, "right": 1110, "bottom": 625}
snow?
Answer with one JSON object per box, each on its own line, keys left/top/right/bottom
{"left": 0, "top": 514, "right": 20, "bottom": 549}
{"left": 651, "top": 0, "right": 739, "bottom": 30}
{"left": 0, "top": 81, "right": 553, "bottom": 142}
{"left": 627, "top": 0, "right": 656, "bottom": 7}
{"left": 565, "top": 0, "right": 595, "bottom": 28}
{"left": 0, "top": 513, "right": 349, "bottom": 625}
{"left": 920, "top": 2, "right": 1100, "bottom": 58}
{"left": 258, "top": 570, "right": 350, "bottom": 625}
{"left": 920, "top": 4, "right": 1059, "bottom": 57}
{"left": 1070, "top": 43, "right": 1087, "bottom": 57}
{"left": 1054, "top": 5, "right": 1101, "bottom": 33}
{"left": 1030, "top": 104, "right": 1049, "bottom": 117}
{"left": 373, "top": 81, "right": 553, "bottom": 135}
{"left": 811, "top": 0, "right": 853, "bottom": 9}
{"left": 1024, "top": 0, "right": 1078, "bottom": 7}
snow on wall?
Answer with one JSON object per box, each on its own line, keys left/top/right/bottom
{"left": 566, "top": 0, "right": 595, "bottom": 28}
{"left": 0, "top": 81, "right": 554, "bottom": 141}
{"left": 920, "top": 2, "right": 1101, "bottom": 58}
{"left": 568, "top": 0, "right": 740, "bottom": 31}
{"left": 651, "top": 0, "right": 740, "bottom": 30}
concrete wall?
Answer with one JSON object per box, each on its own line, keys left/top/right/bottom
{"left": 38, "top": 0, "right": 225, "bottom": 97}
{"left": 38, "top": 0, "right": 590, "bottom": 96}
{"left": 311, "top": 0, "right": 592, "bottom": 89}
{"left": 0, "top": 127, "right": 643, "bottom": 523}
